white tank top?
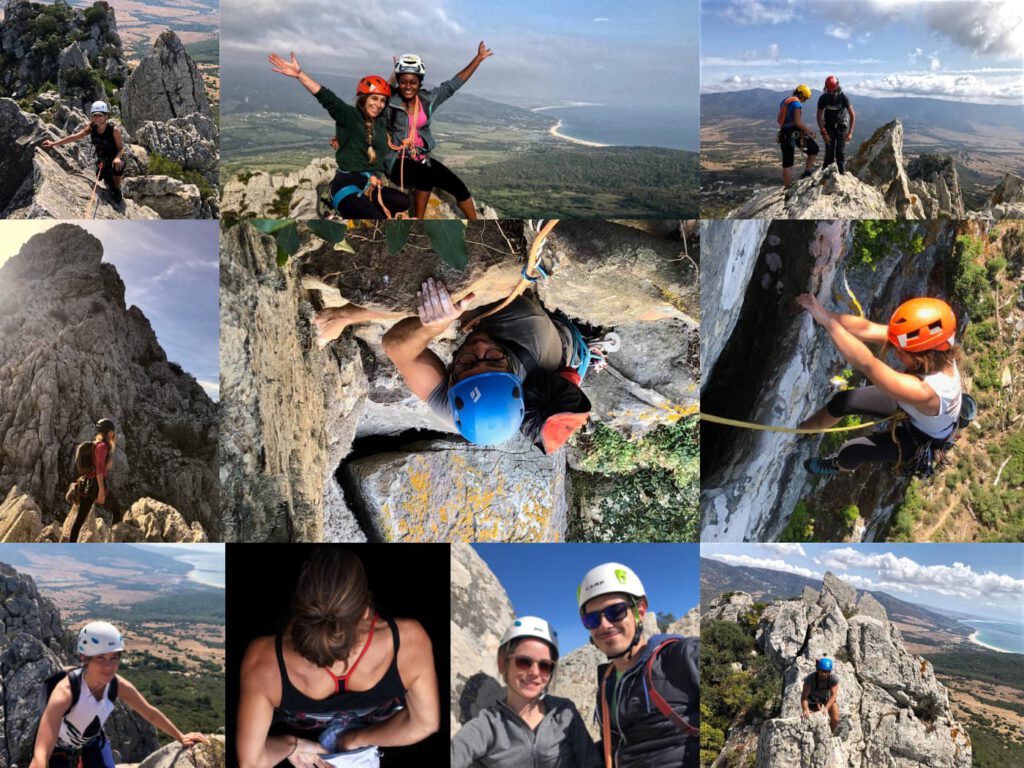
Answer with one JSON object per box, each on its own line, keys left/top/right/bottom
{"left": 899, "top": 364, "right": 961, "bottom": 439}
{"left": 55, "top": 675, "right": 116, "bottom": 749}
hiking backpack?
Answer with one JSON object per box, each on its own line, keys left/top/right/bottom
{"left": 73, "top": 442, "right": 96, "bottom": 477}
{"left": 777, "top": 96, "right": 801, "bottom": 126}
{"left": 44, "top": 667, "right": 119, "bottom": 714}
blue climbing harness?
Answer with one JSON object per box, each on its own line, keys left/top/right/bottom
{"left": 331, "top": 172, "right": 372, "bottom": 210}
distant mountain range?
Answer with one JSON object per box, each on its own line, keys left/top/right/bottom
{"left": 0, "top": 543, "right": 189, "bottom": 575}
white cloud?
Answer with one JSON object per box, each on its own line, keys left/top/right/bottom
{"left": 909, "top": 47, "right": 924, "bottom": 64}
{"left": 826, "top": 24, "right": 852, "bottom": 40}
{"left": 819, "top": 548, "right": 1024, "bottom": 601}
{"left": 593, "top": 17, "right": 610, "bottom": 23}
{"left": 704, "top": 553, "right": 822, "bottom": 580}
{"left": 197, "top": 380, "right": 221, "bottom": 400}
{"left": 852, "top": 71, "right": 1022, "bottom": 104}
{"left": 761, "top": 543, "right": 807, "bottom": 557}
{"left": 930, "top": 54, "right": 942, "bottom": 72}
{"left": 722, "top": 0, "right": 798, "bottom": 26}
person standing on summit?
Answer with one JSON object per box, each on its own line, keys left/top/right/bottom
{"left": 816, "top": 76, "right": 856, "bottom": 175}
{"left": 777, "top": 85, "right": 819, "bottom": 188}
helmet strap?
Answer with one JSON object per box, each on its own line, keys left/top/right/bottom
{"left": 603, "top": 598, "right": 644, "bottom": 661}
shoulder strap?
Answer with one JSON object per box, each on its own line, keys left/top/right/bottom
{"left": 644, "top": 639, "right": 700, "bottom": 737}
{"left": 599, "top": 664, "right": 616, "bottom": 768}
{"left": 324, "top": 613, "right": 378, "bottom": 694}
{"left": 108, "top": 674, "right": 118, "bottom": 702}
{"left": 67, "top": 667, "right": 83, "bottom": 712}
{"left": 386, "top": 615, "right": 400, "bottom": 655}
{"left": 274, "top": 633, "right": 292, "bottom": 697}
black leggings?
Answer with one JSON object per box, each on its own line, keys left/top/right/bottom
{"left": 823, "top": 125, "right": 848, "bottom": 173}
{"left": 329, "top": 172, "right": 411, "bottom": 219}
{"left": 780, "top": 127, "right": 819, "bottom": 168}
{"left": 70, "top": 477, "right": 123, "bottom": 542}
{"left": 387, "top": 155, "right": 471, "bottom": 202}
{"left": 824, "top": 387, "right": 920, "bottom": 470}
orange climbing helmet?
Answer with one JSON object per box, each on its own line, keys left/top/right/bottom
{"left": 357, "top": 75, "right": 391, "bottom": 97}
{"left": 887, "top": 298, "right": 957, "bottom": 352}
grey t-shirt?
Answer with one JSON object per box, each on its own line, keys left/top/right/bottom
{"left": 804, "top": 671, "right": 839, "bottom": 701}
{"left": 426, "top": 294, "right": 573, "bottom": 422}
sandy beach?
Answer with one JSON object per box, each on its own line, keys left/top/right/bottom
{"left": 548, "top": 119, "right": 611, "bottom": 148}
{"left": 968, "top": 630, "right": 1013, "bottom": 654}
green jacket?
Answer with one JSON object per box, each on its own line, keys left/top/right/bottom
{"left": 314, "top": 86, "right": 388, "bottom": 173}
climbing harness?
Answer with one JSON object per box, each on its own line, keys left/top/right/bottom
{"left": 550, "top": 311, "right": 620, "bottom": 384}
{"left": 327, "top": 172, "right": 403, "bottom": 220}
{"left": 83, "top": 162, "right": 103, "bottom": 219}
{"left": 462, "top": 219, "right": 559, "bottom": 333}
{"left": 699, "top": 411, "right": 905, "bottom": 434}
{"left": 891, "top": 393, "right": 976, "bottom": 480}
{"left": 387, "top": 96, "right": 424, "bottom": 195}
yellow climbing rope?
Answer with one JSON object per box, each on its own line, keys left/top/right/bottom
{"left": 698, "top": 410, "right": 905, "bottom": 434}
{"left": 841, "top": 273, "right": 864, "bottom": 318}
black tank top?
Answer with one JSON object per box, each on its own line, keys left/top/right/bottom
{"left": 90, "top": 123, "right": 118, "bottom": 160}
{"left": 272, "top": 616, "right": 407, "bottom": 732}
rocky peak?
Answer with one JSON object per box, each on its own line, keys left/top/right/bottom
{"left": 748, "top": 572, "right": 971, "bottom": 768}
{"left": 121, "top": 29, "right": 211, "bottom": 136}
{"left": 0, "top": 225, "right": 219, "bottom": 539}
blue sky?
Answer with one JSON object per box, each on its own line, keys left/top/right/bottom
{"left": 473, "top": 544, "right": 700, "bottom": 652}
{"left": 0, "top": 222, "right": 219, "bottom": 401}
{"left": 702, "top": 543, "right": 1024, "bottom": 621}
{"left": 222, "top": 0, "right": 699, "bottom": 106}
{"left": 702, "top": 0, "right": 1023, "bottom": 104}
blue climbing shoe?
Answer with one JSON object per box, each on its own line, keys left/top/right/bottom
{"left": 805, "top": 456, "right": 839, "bottom": 475}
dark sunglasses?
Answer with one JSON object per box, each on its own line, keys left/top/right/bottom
{"left": 512, "top": 655, "right": 556, "bottom": 676}
{"left": 581, "top": 601, "right": 631, "bottom": 630}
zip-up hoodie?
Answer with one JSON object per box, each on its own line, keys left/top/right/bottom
{"left": 595, "top": 634, "right": 700, "bottom": 768}
{"left": 384, "top": 75, "right": 465, "bottom": 173}
{"left": 451, "top": 694, "right": 601, "bottom": 768}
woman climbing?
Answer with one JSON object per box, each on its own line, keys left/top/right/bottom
{"left": 31, "top": 621, "right": 208, "bottom": 768}
{"left": 796, "top": 295, "right": 963, "bottom": 476}
{"left": 385, "top": 43, "right": 493, "bottom": 219}
{"left": 41, "top": 101, "right": 125, "bottom": 206}
{"left": 450, "top": 617, "right": 600, "bottom": 767}
{"left": 268, "top": 52, "right": 411, "bottom": 219}
{"left": 66, "top": 419, "right": 123, "bottom": 543}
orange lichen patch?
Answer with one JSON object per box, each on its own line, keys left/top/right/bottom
{"left": 920, "top": 659, "right": 929, "bottom": 675}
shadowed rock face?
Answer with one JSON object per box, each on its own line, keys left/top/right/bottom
{"left": 0, "top": 224, "right": 219, "bottom": 539}
{"left": 739, "top": 572, "right": 971, "bottom": 768}
{"left": 120, "top": 30, "right": 211, "bottom": 136}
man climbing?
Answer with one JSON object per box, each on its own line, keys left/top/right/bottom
{"left": 66, "top": 419, "right": 124, "bottom": 542}
{"left": 580, "top": 562, "right": 700, "bottom": 768}
{"left": 816, "top": 76, "right": 855, "bottom": 174}
{"left": 31, "top": 621, "right": 208, "bottom": 768}
{"left": 801, "top": 657, "right": 840, "bottom": 734}
{"left": 41, "top": 102, "right": 126, "bottom": 205}
{"left": 777, "top": 85, "right": 819, "bottom": 188}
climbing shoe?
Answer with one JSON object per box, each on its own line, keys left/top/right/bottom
{"left": 110, "top": 187, "right": 123, "bottom": 205}
{"left": 316, "top": 183, "right": 334, "bottom": 219}
{"left": 800, "top": 169, "right": 813, "bottom": 179}
{"left": 804, "top": 456, "right": 840, "bottom": 475}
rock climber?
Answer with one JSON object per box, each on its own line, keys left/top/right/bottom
{"left": 31, "top": 621, "right": 208, "bottom": 768}
{"left": 816, "top": 76, "right": 855, "bottom": 174}
{"left": 777, "top": 85, "right": 819, "bottom": 188}
{"left": 316, "top": 278, "right": 592, "bottom": 449}
{"left": 581, "top": 562, "right": 700, "bottom": 768}
{"left": 801, "top": 657, "right": 840, "bottom": 733}
{"left": 450, "top": 616, "right": 600, "bottom": 767}
{"left": 236, "top": 547, "right": 439, "bottom": 768}
{"left": 796, "top": 295, "right": 964, "bottom": 477}
{"left": 384, "top": 43, "right": 493, "bottom": 220}
{"left": 267, "top": 52, "right": 411, "bottom": 219}
{"left": 41, "top": 101, "right": 125, "bottom": 205}
{"left": 65, "top": 419, "right": 124, "bottom": 543}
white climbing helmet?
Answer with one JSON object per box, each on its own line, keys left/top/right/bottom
{"left": 499, "top": 616, "right": 559, "bottom": 659}
{"left": 577, "top": 562, "right": 646, "bottom": 610}
{"left": 77, "top": 621, "right": 124, "bottom": 656}
{"left": 89, "top": 101, "right": 110, "bottom": 115}
{"left": 394, "top": 54, "right": 425, "bottom": 77}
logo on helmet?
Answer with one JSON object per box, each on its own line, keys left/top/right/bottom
{"left": 470, "top": 386, "right": 482, "bottom": 403}
{"left": 615, "top": 568, "right": 627, "bottom": 585}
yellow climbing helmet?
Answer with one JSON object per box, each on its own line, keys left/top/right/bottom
{"left": 795, "top": 84, "right": 812, "bottom": 99}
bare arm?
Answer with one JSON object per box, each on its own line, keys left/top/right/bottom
{"left": 829, "top": 311, "right": 888, "bottom": 344}
{"left": 846, "top": 104, "right": 856, "bottom": 138}
{"left": 793, "top": 107, "right": 813, "bottom": 136}
{"left": 268, "top": 52, "right": 322, "bottom": 96}
{"left": 342, "top": 619, "right": 439, "bottom": 749}
{"left": 118, "top": 676, "right": 208, "bottom": 746}
{"left": 825, "top": 684, "right": 839, "bottom": 709}
{"left": 30, "top": 679, "right": 72, "bottom": 768}
{"left": 816, "top": 107, "right": 826, "bottom": 137}
{"left": 454, "top": 41, "right": 493, "bottom": 83}
{"left": 42, "top": 126, "right": 90, "bottom": 148}
{"left": 801, "top": 680, "right": 811, "bottom": 716}
{"left": 112, "top": 127, "right": 124, "bottom": 167}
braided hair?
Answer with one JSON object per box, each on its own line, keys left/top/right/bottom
{"left": 354, "top": 94, "right": 378, "bottom": 164}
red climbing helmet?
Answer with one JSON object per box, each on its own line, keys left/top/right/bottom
{"left": 824, "top": 75, "right": 839, "bottom": 93}
{"left": 357, "top": 75, "right": 391, "bottom": 97}
{"left": 887, "top": 298, "right": 957, "bottom": 353}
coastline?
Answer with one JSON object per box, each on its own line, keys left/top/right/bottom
{"left": 968, "top": 630, "right": 1013, "bottom": 654}
{"left": 186, "top": 569, "right": 225, "bottom": 589}
{"left": 548, "top": 119, "right": 611, "bottom": 148}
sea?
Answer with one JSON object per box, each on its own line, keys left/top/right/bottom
{"left": 536, "top": 105, "right": 699, "bottom": 152}
{"left": 173, "top": 550, "right": 225, "bottom": 589}
{"left": 961, "top": 619, "right": 1024, "bottom": 654}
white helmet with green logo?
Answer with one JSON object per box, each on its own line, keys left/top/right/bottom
{"left": 577, "top": 562, "right": 646, "bottom": 611}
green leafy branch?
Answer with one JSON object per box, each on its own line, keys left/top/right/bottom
{"left": 386, "top": 220, "right": 470, "bottom": 271}
{"left": 247, "top": 219, "right": 354, "bottom": 266}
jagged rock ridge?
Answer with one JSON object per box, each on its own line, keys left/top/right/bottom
{"left": 0, "top": 224, "right": 219, "bottom": 540}
{"left": 220, "top": 221, "right": 698, "bottom": 542}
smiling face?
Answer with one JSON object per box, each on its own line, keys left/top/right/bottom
{"left": 397, "top": 73, "right": 422, "bottom": 102}
{"left": 499, "top": 638, "right": 554, "bottom": 702}
{"left": 363, "top": 93, "right": 387, "bottom": 118}
{"left": 583, "top": 593, "right": 644, "bottom": 657}
{"left": 83, "top": 651, "right": 121, "bottom": 685}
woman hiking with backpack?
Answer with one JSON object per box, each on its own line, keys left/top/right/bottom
{"left": 30, "top": 621, "right": 208, "bottom": 768}
{"left": 66, "top": 419, "right": 123, "bottom": 543}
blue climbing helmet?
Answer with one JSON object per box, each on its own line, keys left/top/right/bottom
{"left": 448, "top": 372, "right": 524, "bottom": 445}
{"left": 817, "top": 657, "right": 833, "bottom": 672}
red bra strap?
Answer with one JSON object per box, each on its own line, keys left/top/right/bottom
{"left": 324, "top": 613, "right": 378, "bottom": 694}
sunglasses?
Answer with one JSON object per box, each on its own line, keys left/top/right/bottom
{"left": 512, "top": 655, "right": 556, "bottom": 676}
{"left": 581, "top": 601, "right": 632, "bottom": 630}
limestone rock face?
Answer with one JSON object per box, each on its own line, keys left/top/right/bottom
{"left": 134, "top": 113, "right": 219, "bottom": 186}
{"left": 121, "top": 175, "right": 203, "bottom": 219}
{"left": 134, "top": 735, "right": 225, "bottom": 768}
{"left": 848, "top": 120, "right": 924, "bottom": 218}
{"left": 975, "top": 173, "right": 1024, "bottom": 219}
{"left": 703, "top": 591, "right": 755, "bottom": 623}
{"left": 733, "top": 572, "right": 973, "bottom": 768}
{"left": 449, "top": 544, "right": 516, "bottom": 737}
{"left": 121, "top": 30, "right": 211, "bottom": 136}
{"left": 0, "top": 486, "right": 43, "bottom": 542}
{"left": 57, "top": 41, "right": 104, "bottom": 110}
{"left": 342, "top": 437, "right": 569, "bottom": 542}
{"left": 907, "top": 154, "right": 964, "bottom": 219}
{"left": 729, "top": 165, "right": 898, "bottom": 220}
{"left": 0, "top": 225, "right": 219, "bottom": 539}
